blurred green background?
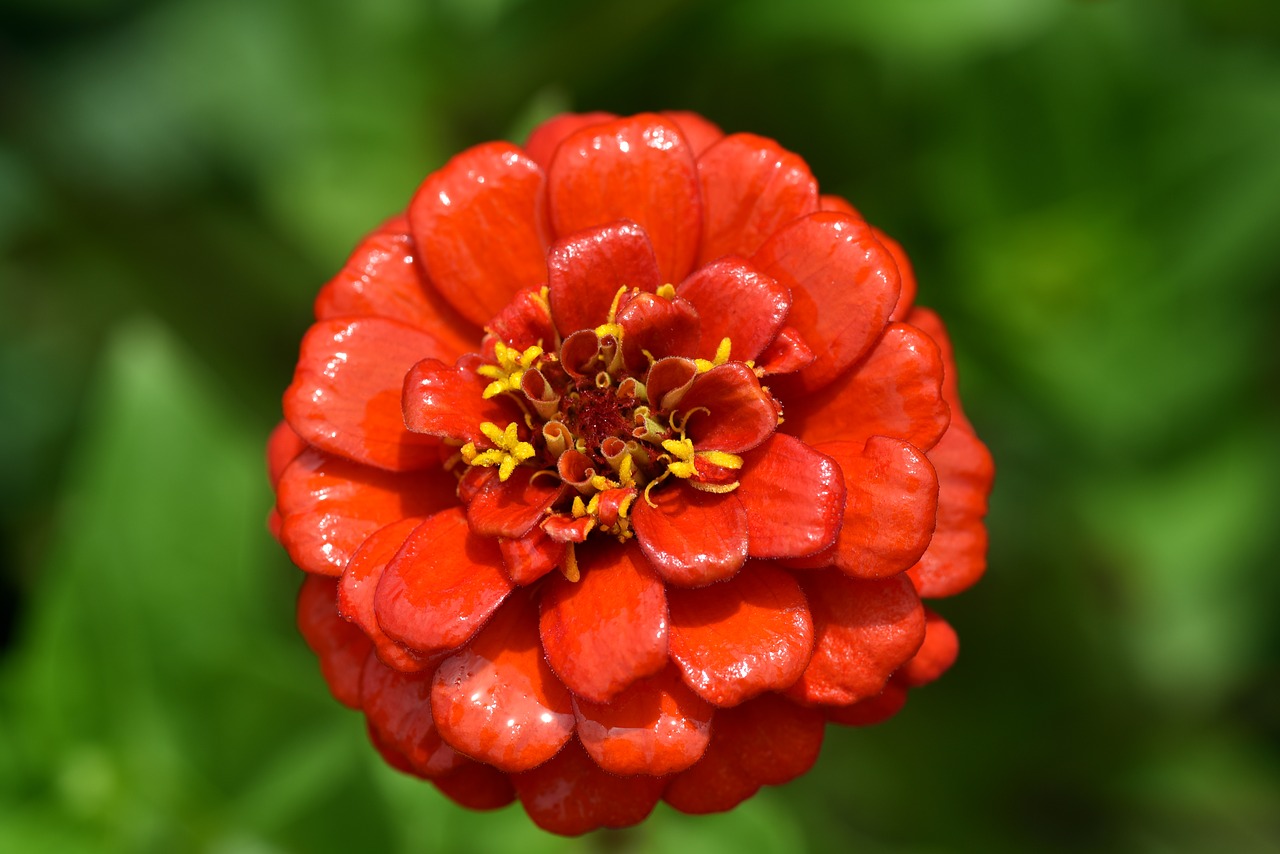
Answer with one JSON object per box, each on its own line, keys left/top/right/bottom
{"left": 2, "top": 0, "right": 1278, "bottom": 851}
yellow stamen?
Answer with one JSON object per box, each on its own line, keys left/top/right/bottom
{"left": 477, "top": 342, "right": 544, "bottom": 399}
{"left": 695, "top": 337, "right": 733, "bottom": 373}
{"left": 696, "top": 450, "right": 743, "bottom": 470}
{"left": 562, "top": 542, "right": 581, "bottom": 583}
{"left": 465, "top": 421, "right": 535, "bottom": 482}
{"left": 656, "top": 283, "right": 676, "bottom": 300}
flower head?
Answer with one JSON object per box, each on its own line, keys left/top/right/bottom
{"left": 270, "top": 111, "right": 994, "bottom": 835}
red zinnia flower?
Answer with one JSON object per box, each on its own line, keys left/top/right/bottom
{"left": 269, "top": 111, "right": 994, "bottom": 835}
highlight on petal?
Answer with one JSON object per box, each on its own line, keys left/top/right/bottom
{"left": 401, "top": 358, "right": 522, "bottom": 444}
{"left": 697, "top": 132, "right": 819, "bottom": 265}
{"left": 786, "top": 573, "right": 926, "bottom": 706}
{"left": 875, "top": 227, "right": 917, "bottom": 321}
{"left": 900, "top": 608, "right": 960, "bottom": 687}
{"left": 667, "top": 563, "right": 813, "bottom": 707}
{"left": 523, "top": 111, "right": 617, "bottom": 171}
{"left": 296, "top": 575, "right": 371, "bottom": 709}
{"left": 616, "top": 290, "right": 701, "bottom": 367}
{"left": 339, "top": 517, "right": 431, "bottom": 672}
{"left": 753, "top": 211, "right": 900, "bottom": 392}
{"left": 680, "top": 363, "right": 778, "bottom": 454}
{"left": 409, "top": 141, "right": 547, "bottom": 326}
{"left": 512, "top": 738, "right": 666, "bottom": 836}
{"left": 547, "top": 113, "right": 701, "bottom": 283}
{"left": 662, "top": 110, "right": 724, "bottom": 155}
{"left": 431, "top": 593, "right": 575, "bottom": 772}
{"left": 539, "top": 543, "right": 668, "bottom": 703}
{"left": 277, "top": 448, "right": 457, "bottom": 576}
{"left": 284, "top": 318, "right": 449, "bottom": 471}
{"left": 375, "top": 508, "right": 512, "bottom": 654}
{"left": 546, "top": 220, "right": 662, "bottom": 334}
{"left": 735, "top": 433, "right": 844, "bottom": 560}
{"left": 360, "top": 653, "right": 464, "bottom": 778}
{"left": 466, "top": 466, "right": 563, "bottom": 539}
{"left": 631, "top": 486, "right": 748, "bottom": 587}
{"left": 498, "top": 528, "right": 565, "bottom": 586}
{"left": 676, "top": 257, "right": 790, "bottom": 362}
{"left": 573, "top": 664, "right": 713, "bottom": 776}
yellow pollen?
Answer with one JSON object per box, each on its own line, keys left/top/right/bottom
{"left": 656, "top": 283, "right": 676, "bottom": 300}
{"left": 477, "top": 342, "right": 543, "bottom": 399}
{"left": 661, "top": 437, "right": 699, "bottom": 479}
{"left": 562, "top": 542, "right": 581, "bottom": 582}
{"left": 696, "top": 449, "right": 743, "bottom": 470}
{"left": 463, "top": 421, "right": 535, "bottom": 482}
{"left": 695, "top": 337, "right": 733, "bottom": 373}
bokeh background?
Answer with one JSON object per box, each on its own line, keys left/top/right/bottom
{"left": 2, "top": 0, "right": 1279, "bottom": 851}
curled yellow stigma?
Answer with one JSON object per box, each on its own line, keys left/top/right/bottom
{"left": 477, "top": 342, "right": 543, "bottom": 399}
{"left": 661, "top": 437, "right": 699, "bottom": 479}
{"left": 695, "top": 337, "right": 733, "bottom": 373}
{"left": 460, "top": 421, "right": 536, "bottom": 481}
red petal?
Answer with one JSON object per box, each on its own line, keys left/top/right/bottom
{"left": 313, "top": 218, "right": 476, "bottom": 358}
{"left": 482, "top": 285, "right": 557, "bottom": 352}
{"left": 680, "top": 363, "right": 778, "bottom": 453}
{"left": 825, "top": 678, "right": 909, "bottom": 727}
{"left": 512, "top": 738, "right": 666, "bottom": 835}
{"left": 735, "top": 434, "right": 844, "bottom": 559}
{"left": 538, "top": 543, "right": 668, "bottom": 703}
{"left": 465, "top": 465, "right": 563, "bottom": 539}
{"left": 523, "top": 111, "right": 617, "bottom": 171}
{"left": 786, "top": 573, "right": 925, "bottom": 706}
{"left": 617, "top": 291, "right": 701, "bottom": 367}
{"left": 753, "top": 212, "right": 899, "bottom": 392}
{"left": 401, "top": 358, "right": 522, "bottom": 444}
{"left": 676, "top": 257, "right": 790, "bottom": 362}
{"left": 819, "top": 194, "right": 862, "bottom": 219}
{"left": 547, "top": 114, "right": 701, "bottom": 284}
{"left": 284, "top": 318, "right": 447, "bottom": 471}
{"left": 875, "top": 227, "right": 917, "bottom": 322}
{"left": 431, "top": 593, "right": 575, "bottom": 772}
{"left": 631, "top": 486, "right": 748, "bottom": 587}
{"left": 900, "top": 608, "right": 959, "bottom": 686}
{"left": 367, "top": 720, "right": 425, "bottom": 778}
{"left": 409, "top": 142, "right": 547, "bottom": 326}
{"left": 296, "top": 575, "right": 371, "bottom": 709}
{"left": 794, "top": 437, "right": 939, "bottom": 579}
{"left": 662, "top": 110, "right": 724, "bottom": 155}
{"left": 696, "top": 133, "right": 819, "bottom": 265}
{"left": 266, "top": 420, "right": 306, "bottom": 487}
{"left": 499, "top": 528, "right": 566, "bottom": 586}
{"left": 754, "top": 325, "right": 816, "bottom": 375}
{"left": 908, "top": 421, "right": 994, "bottom": 597}
{"left": 339, "top": 517, "right": 431, "bottom": 672}
{"left": 664, "top": 694, "right": 824, "bottom": 814}
{"left": 573, "top": 664, "right": 712, "bottom": 776}
{"left": 277, "top": 448, "right": 457, "bottom": 576}
{"left": 360, "top": 653, "right": 464, "bottom": 777}
{"left": 789, "top": 322, "right": 949, "bottom": 451}
{"left": 905, "top": 306, "right": 977, "bottom": 431}
{"left": 375, "top": 508, "right": 512, "bottom": 654}
{"left": 667, "top": 563, "right": 813, "bottom": 706}
{"left": 547, "top": 220, "right": 662, "bottom": 334}
{"left": 430, "top": 760, "right": 517, "bottom": 810}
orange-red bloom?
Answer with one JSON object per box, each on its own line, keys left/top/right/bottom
{"left": 270, "top": 111, "right": 994, "bottom": 835}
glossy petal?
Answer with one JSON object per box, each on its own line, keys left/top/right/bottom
{"left": 296, "top": 575, "right": 371, "bottom": 709}
{"left": 735, "top": 434, "right": 844, "bottom": 559}
{"left": 663, "top": 110, "right": 724, "bottom": 155}
{"left": 539, "top": 543, "right": 668, "bottom": 703}
{"left": 668, "top": 563, "right": 813, "bottom": 706}
{"left": 431, "top": 760, "right": 517, "bottom": 811}
{"left": 792, "top": 437, "right": 939, "bottom": 579}
{"left": 401, "top": 358, "right": 522, "bottom": 444}
{"left": 284, "top": 318, "right": 447, "bottom": 471}
{"left": 754, "top": 325, "right": 816, "bottom": 375}
{"left": 697, "top": 133, "right": 819, "bottom": 265}
{"left": 360, "top": 653, "right": 464, "bottom": 777}
{"left": 313, "top": 217, "right": 475, "bottom": 357}
{"left": 547, "top": 114, "right": 701, "bottom": 283}
{"left": 676, "top": 257, "right": 790, "bottom": 362}
{"left": 900, "top": 608, "right": 959, "bottom": 686}
{"left": 787, "top": 573, "right": 925, "bottom": 706}
{"left": 409, "top": 142, "right": 547, "bottom": 326}
{"left": 875, "top": 227, "right": 917, "bottom": 322}
{"left": 573, "top": 664, "right": 712, "bottom": 776}
{"left": 512, "top": 739, "right": 666, "bottom": 836}
{"left": 499, "top": 528, "right": 565, "bottom": 586}
{"left": 277, "top": 448, "right": 457, "bottom": 576}
{"left": 906, "top": 306, "right": 977, "bottom": 431}
{"left": 617, "top": 291, "right": 701, "bottom": 367}
{"left": 665, "top": 694, "right": 824, "bottom": 814}
{"left": 466, "top": 466, "right": 563, "bottom": 539}
{"left": 431, "top": 593, "right": 575, "bottom": 772}
{"left": 339, "top": 517, "right": 431, "bottom": 671}
{"left": 789, "top": 322, "right": 949, "bottom": 451}
{"left": 547, "top": 220, "right": 662, "bottom": 334}
{"left": 631, "top": 486, "right": 748, "bottom": 587}
{"left": 680, "top": 363, "right": 778, "bottom": 453}
{"left": 523, "top": 111, "right": 617, "bottom": 171}
{"left": 753, "top": 212, "right": 899, "bottom": 392}
{"left": 483, "top": 285, "right": 556, "bottom": 352}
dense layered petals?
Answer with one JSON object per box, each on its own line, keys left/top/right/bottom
{"left": 339, "top": 517, "right": 431, "bottom": 671}
{"left": 680, "top": 363, "right": 778, "bottom": 453}
{"left": 547, "top": 113, "right": 701, "bottom": 283}
{"left": 512, "top": 739, "right": 667, "bottom": 836}
{"left": 676, "top": 257, "right": 790, "bottom": 361}
{"left": 266, "top": 420, "right": 306, "bottom": 487}
{"left": 662, "top": 110, "right": 724, "bottom": 156}
{"left": 296, "top": 575, "right": 371, "bottom": 709}
{"left": 754, "top": 212, "right": 900, "bottom": 392}
{"left": 360, "top": 653, "right": 464, "bottom": 777}
{"left": 523, "top": 111, "right": 617, "bottom": 171}
{"left": 284, "top": 318, "right": 450, "bottom": 471}
{"left": 735, "top": 434, "right": 845, "bottom": 559}
{"left": 631, "top": 487, "right": 748, "bottom": 586}
{"left": 900, "top": 608, "right": 960, "bottom": 686}
{"left": 409, "top": 142, "right": 547, "bottom": 326}
{"left": 668, "top": 563, "right": 813, "bottom": 706}
{"left": 538, "top": 544, "right": 668, "bottom": 703}
{"left": 547, "top": 221, "right": 661, "bottom": 334}
{"left": 401, "top": 358, "right": 522, "bottom": 444}
{"left": 431, "top": 760, "right": 517, "bottom": 810}
{"left": 466, "top": 467, "right": 563, "bottom": 539}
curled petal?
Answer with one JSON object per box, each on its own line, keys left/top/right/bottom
{"left": 548, "top": 221, "right": 661, "bottom": 335}
{"left": 680, "top": 363, "right": 778, "bottom": 454}
{"left": 753, "top": 212, "right": 899, "bottom": 393}
{"left": 736, "top": 434, "right": 844, "bottom": 560}
{"left": 431, "top": 593, "right": 575, "bottom": 772}
{"left": 375, "top": 508, "right": 513, "bottom": 654}
{"left": 512, "top": 738, "right": 666, "bottom": 836}
{"left": 787, "top": 573, "right": 925, "bottom": 706}
{"left": 617, "top": 291, "right": 701, "bottom": 367}
{"left": 573, "top": 664, "right": 713, "bottom": 776}
{"left": 284, "top": 318, "right": 448, "bottom": 471}
{"left": 296, "top": 575, "right": 371, "bottom": 709}
{"left": 339, "top": 517, "right": 431, "bottom": 672}
{"left": 523, "top": 111, "right": 617, "bottom": 171}
{"left": 409, "top": 142, "right": 547, "bottom": 326}
{"left": 360, "top": 653, "right": 464, "bottom": 778}
{"left": 676, "top": 257, "right": 790, "bottom": 363}
{"left": 754, "top": 325, "right": 816, "bottom": 375}
{"left": 402, "top": 358, "right": 523, "bottom": 445}
{"left": 431, "top": 760, "right": 517, "bottom": 811}
{"left": 789, "top": 322, "right": 949, "bottom": 451}
{"left": 277, "top": 448, "right": 456, "bottom": 576}
{"left": 483, "top": 286, "right": 556, "bottom": 353}
{"left": 900, "top": 608, "right": 959, "bottom": 686}
{"left": 547, "top": 113, "right": 701, "bottom": 283}
{"left": 644, "top": 356, "right": 698, "bottom": 413}
{"left": 697, "top": 133, "right": 819, "bottom": 265}
{"left": 631, "top": 486, "right": 748, "bottom": 587}
{"left": 668, "top": 563, "right": 813, "bottom": 706}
